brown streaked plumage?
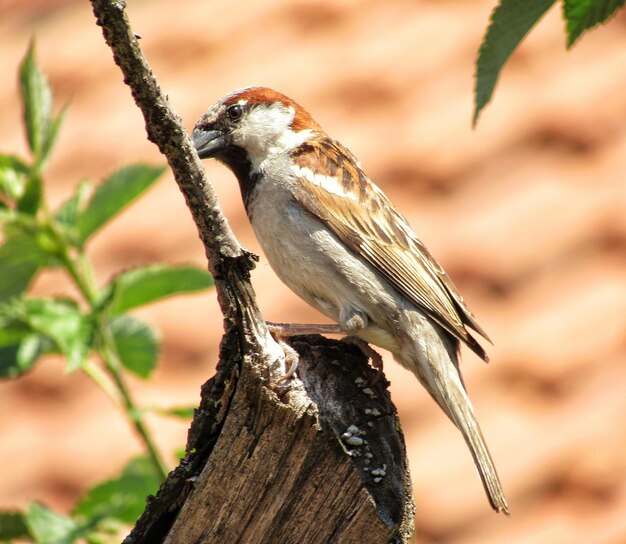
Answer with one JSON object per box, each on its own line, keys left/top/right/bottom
{"left": 290, "top": 137, "right": 491, "bottom": 361}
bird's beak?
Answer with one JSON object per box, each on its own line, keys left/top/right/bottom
{"left": 192, "top": 128, "right": 226, "bottom": 159}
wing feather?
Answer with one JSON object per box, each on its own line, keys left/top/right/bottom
{"left": 290, "top": 138, "right": 490, "bottom": 361}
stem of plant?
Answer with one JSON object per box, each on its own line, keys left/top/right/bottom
{"left": 82, "top": 359, "right": 122, "bottom": 406}
{"left": 48, "top": 218, "right": 169, "bottom": 480}
{"left": 98, "top": 320, "right": 169, "bottom": 480}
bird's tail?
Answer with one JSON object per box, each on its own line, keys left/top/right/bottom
{"left": 445, "top": 384, "right": 510, "bottom": 515}
{"left": 405, "top": 342, "right": 510, "bottom": 514}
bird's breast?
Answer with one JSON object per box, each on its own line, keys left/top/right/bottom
{"left": 247, "top": 173, "right": 405, "bottom": 354}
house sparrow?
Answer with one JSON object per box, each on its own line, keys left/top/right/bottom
{"left": 192, "top": 87, "right": 509, "bottom": 514}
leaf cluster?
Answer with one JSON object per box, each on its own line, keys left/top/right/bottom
{"left": 0, "top": 42, "right": 211, "bottom": 542}
{"left": 1, "top": 40, "right": 213, "bottom": 380}
{"left": 0, "top": 457, "right": 161, "bottom": 544}
{"left": 474, "top": 0, "right": 625, "bottom": 123}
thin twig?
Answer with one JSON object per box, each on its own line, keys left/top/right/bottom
{"left": 88, "top": 0, "right": 280, "bottom": 368}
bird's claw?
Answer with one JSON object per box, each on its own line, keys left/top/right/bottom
{"left": 278, "top": 340, "right": 299, "bottom": 382}
{"left": 268, "top": 326, "right": 300, "bottom": 381}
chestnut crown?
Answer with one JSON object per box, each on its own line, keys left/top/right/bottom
{"left": 192, "top": 87, "right": 322, "bottom": 169}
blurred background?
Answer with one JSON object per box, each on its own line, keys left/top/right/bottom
{"left": 1, "top": 0, "right": 625, "bottom": 542}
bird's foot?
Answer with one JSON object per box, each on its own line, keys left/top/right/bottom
{"left": 267, "top": 323, "right": 330, "bottom": 381}
{"left": 266, "top": 322, "right": 384, "bottom": 383}
{"left": 277, "top": 339, "right": 300, "bottom": 382}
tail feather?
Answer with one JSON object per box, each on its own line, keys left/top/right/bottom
{"left": 444, "top": 385, "right": 510, "bottom": 514}
{"left": 405, "top": 338, "right": 509, "bottom": 514}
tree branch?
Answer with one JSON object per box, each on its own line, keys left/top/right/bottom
{"left": 88, "top": 1, "right": 414, "bottom": 542}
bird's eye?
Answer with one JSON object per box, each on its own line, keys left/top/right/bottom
{"left": 226, "top": 104, "right": 243, "bottom": 121}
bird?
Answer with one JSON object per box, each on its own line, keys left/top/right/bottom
{"left": 192, "top": 87, "right": 509, "bottom": 514}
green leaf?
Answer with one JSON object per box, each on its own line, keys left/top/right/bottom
{"left": 24, "top": 503, "right": 78, "bottom": 544}
{"left": 19, "top": 40, "right": 52, "bottom": 162}
{"left": 0, "top": 154, "right": 30, "bottom": 202}
{"left": 0, "top": 328, "right": 30, "bottom": 348}
{"left": 110, "top": 315, "right": 159, "bottom": 378}
{"left": 16, "top": 333, "right": 46, "bottom": 373}
{"left": 17, "top": 173, "right": 42, "bottom": 214}
{"left": 82, "top": 519, "right": 125, "bottom": 544}
{"left": 11, "top": 298, "right": 93, "bottom": 373}
{"left": 0, "top": 303, "right": 31, "bottom": 342}
{"left": 474, "top": 0, "right": 556, "bottom": 125}
{"left": 0, "top": 304, "right": 53, "bottom": 378}
{"left": 564, "top": 0, "right": 626, "bottom": 46}
{"left": 0, "top": 510, "right": 30, "bottom": 541}
{"left": 0, "top": 230, "right": 50, "bottom": 303}
{"left": 0, "top": 338, "right": 51, "bottom": 380}
{"left": 55, "top": 181, "right": 92, "bottom": 247}
{"left": 73, "top": 456, "right": 161, "bottom": 527}
{"left": 109, "top": 264, "right": 213, "bottom": 315}
{"left": 77, "top": 165, "right": 165, "bottom": 243}
{"left": 0, "top": 346, "right": 21, "bottom": 379}
{"left": 56, "top": 181, "right": 91, "bottom": 228}
{"left": 40, "top": 105, "right": 68, "bottom": 166}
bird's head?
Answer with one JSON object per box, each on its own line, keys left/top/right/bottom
{"left": 192, "top": 87, "right": 322, "bottom": 173}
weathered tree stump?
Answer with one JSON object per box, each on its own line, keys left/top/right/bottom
{"left": 128, "top": 334, "right": 413, "bottom": 543}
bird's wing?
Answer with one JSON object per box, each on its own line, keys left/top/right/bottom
{"left": 290, "top": 138, "right": 490, "bottom": 361}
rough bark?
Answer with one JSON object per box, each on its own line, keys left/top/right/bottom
{"left": 88, "top": 1, "right": 415, "bottom": 542}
